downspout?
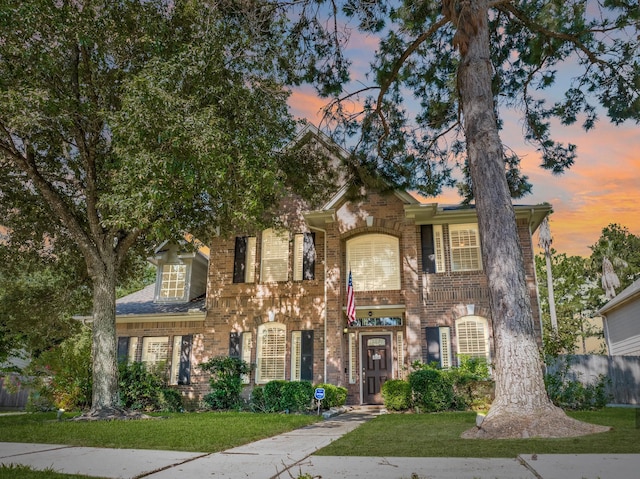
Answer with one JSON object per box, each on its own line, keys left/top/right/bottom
{"left": 310, "top": 225, "right": 329, "bottom": 382}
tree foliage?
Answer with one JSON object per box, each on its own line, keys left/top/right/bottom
{"left": 587, "top": 223, "right": 640, "bottom": 306}
{"left": 287, "top": 0, "right": 637, "bottom": 438}
{"left": 0, "top": 0, "right": 312, "bottom": 414}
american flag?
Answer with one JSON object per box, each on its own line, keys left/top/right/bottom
{"left": 346, "top": 270, "right": 356, "bottom": 325}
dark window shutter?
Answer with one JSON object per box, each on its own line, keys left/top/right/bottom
{"left": 233, "top": 237, "right": 247, "bottom": 283}
{"left": 300, "top": 330, "right": 314, "bottom": 381}
{"left": 117, "top": 337, "right": 130, "bottom": 363}
{"left": 229, "top": 332, "right": 241, "bottom": 358}
{"left": 421, "top": 225, "right": 436, "bottom": 273}
{"left": 425, "top": 327, "right": 441, "bottom": 365}
{"left": 303, "top": 233, "right": 316, "bottom": 280}
{"left": 178, "top": 335, "right": 192, "bottom": 385}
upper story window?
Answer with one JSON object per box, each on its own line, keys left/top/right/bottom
{"left": 293, "top": 232, "right": 316, "bottom": 281}
{"left": 233, "top": 236, "right": 257, "bottom": 283}
{"left": 449, "top": 224, "right": 482, "bottom": 272}
{"left": 160, "top": 264, "right": 187, "bottom": 300}
{"left": 346, "top": 234, "right": 401, "bottom": 291}
{"left": 421, "top": 223, "right": 482, "bottom": 274}
{"left": 261, "top": 229, "right": 289, "bottom": 282}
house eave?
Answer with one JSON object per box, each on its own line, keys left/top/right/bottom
{"left": 115, "top": 311, "right": 206, "bottom": 324}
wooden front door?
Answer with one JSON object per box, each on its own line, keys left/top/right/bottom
{"left": 362, "top": 334, "right": 391, "bottom": 404}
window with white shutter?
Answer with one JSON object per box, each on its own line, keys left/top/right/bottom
{"left": 261, "top": 229, "right": 289, "bottom": 282}
{"left": 346, "top": 234, "right": 400, "bottom": 291}
{"left": 256, "top": 323, "right": 286, "bottom": 384}
{"left": 449, "top": 223, "right": 482, "bottom": 272}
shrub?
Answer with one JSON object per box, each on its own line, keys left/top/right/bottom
{"left": 544, "top": 362, "right": 612, "bottom": 410}
{"left": 261, "top": 380, "right": 314, "bottom": 413}
{"left": 25, "top": 329, "right": 93, "bottom": 411}
{"left": 201, "top": 356, "right": 252, "bottom": 410}
{"left": 249, "top": 385, "right": 266, "bottom": 412}
{"left": 409, "top": 368, "right": 456, "bottom": 412}
{"left": 381, "top": 379, "right": 411, "bottom": 411}
{"left": 118, "top": 361, "right": 168, "bottom": 411}
{"left": 314, "top": 383, "right": 347, "bottom": 408}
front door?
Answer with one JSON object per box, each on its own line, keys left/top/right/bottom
{"left": 362, "top": 334, "right": 391, "bottom": 404}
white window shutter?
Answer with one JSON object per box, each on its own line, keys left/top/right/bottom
{"left": 433, "top": 225, "right": 446, "bottom": 273}
{"left": 439, "top": 327, "right": 452, "bottom": 369}
{"left": 291, "top": 331, "right": 302, "bottom": 381}
{"left": 293, "top": 234, "right": 304, "bottom": 281}
{"left": 245, "top": 237, "right": 257, "bottom": 283}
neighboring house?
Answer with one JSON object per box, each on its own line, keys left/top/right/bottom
{"left": 115, "top": 241, "right": 209, "bottom": 405}
{"left": 598, "top": 277, "right": 640, "bottom": 356}
{"left": 114, "top": 127, "right": 550, "bottom": 407}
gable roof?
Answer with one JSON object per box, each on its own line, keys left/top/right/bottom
{"left": 305, "top": 183, "right": 551, "bottom": 233}
{"left": 598, "top": 277, "right": 640, "bottom": 315}
{"left": 115, "top": 284, "right": 205, "bottom": 320}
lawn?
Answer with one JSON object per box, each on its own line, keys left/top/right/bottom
{"left": 1, "top": 407, "right": 638, "bottom": 479}
{"left": 0, "top": 411, "right": 321, "bottom": 453}
{"left": 316, "top": 408, "right": 640, "bottom": 457}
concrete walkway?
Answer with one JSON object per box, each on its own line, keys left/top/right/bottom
{"left": 1, "top": 407, "right": 639, "bottom": 479}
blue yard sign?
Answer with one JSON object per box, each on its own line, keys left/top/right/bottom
{"left": 314, "top": 387, "right": 325, "bottom": 400}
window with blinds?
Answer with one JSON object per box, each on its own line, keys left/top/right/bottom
{"left": 256, "top": 323, "right": 286, "bottom": 384}
{"left": 141, "top": 336, "right": 169, "bottom": 367}
{"left": 160, "top": 264, "right": 187, "bottom": 299}
{"left": 455, "top": 316, "right": 490, "bottom": 362}
{"left": 261, "top": 229, "right": 289, "bottom": 282}
{"left": 346, "top": 234, "right": 401, "bottom": 291}
{"left": 449, "top": 224, "right": 482, "bottom": 272}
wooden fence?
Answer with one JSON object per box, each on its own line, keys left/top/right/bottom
{"left": 0, "top": 375, "right": 29, "bottom": 410}
{"left": 546, "top": 355, "right": 640, "bottom": 405}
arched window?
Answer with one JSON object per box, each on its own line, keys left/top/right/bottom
{"left": 346, "top": 234, "right": 401, "bottom": 291}
{"left": 455, "top": 316, "right": 490, "bottom": 363}
{"left": 256, "top": 323, "right": 286, "bottom": 384}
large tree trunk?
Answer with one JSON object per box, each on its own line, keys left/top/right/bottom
{"left": 456, "top": 0, "right": 609, "bottom": 439}
{"left": 89, "top": 259, "right": 120, "bottom": 413}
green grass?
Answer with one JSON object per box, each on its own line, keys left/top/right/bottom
{"left": 0, "top": 411, "right": 321, "bottom": 453}
{"left": 1, "top": 408, "right": 638, "bottom": 478}
{"left": 316, "top": 408, "right": 640, "bottom": 457}
{"left": 0, "top": 465, "right": 104, "bottom": 479}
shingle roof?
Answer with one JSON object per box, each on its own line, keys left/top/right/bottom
{"left": 115, "top": 284, "right": 205, "bottom": 316}
{"left": 598, "top": 277, "right": 640, "bottom": 315}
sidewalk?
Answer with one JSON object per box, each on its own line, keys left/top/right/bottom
{"left": 1, "top": 407, "right": 639, "bottom": 479}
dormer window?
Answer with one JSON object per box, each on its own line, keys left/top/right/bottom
{"left": 160, "top": 264, "right": 187, "bottom": 300}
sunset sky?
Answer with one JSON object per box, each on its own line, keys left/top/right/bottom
{"left": 287, "top": 27, "right": 640, "bottom": 259}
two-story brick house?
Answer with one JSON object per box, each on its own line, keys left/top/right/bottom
{"left": 115, "top": 127, "right": 550, "bottom": 407}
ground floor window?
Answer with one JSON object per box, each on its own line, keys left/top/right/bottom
{"left": 256, "top": 323, "right": 286, "bottom": 384}
{"left": 455, "top": 316, "right": 490, "bottom": 363}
